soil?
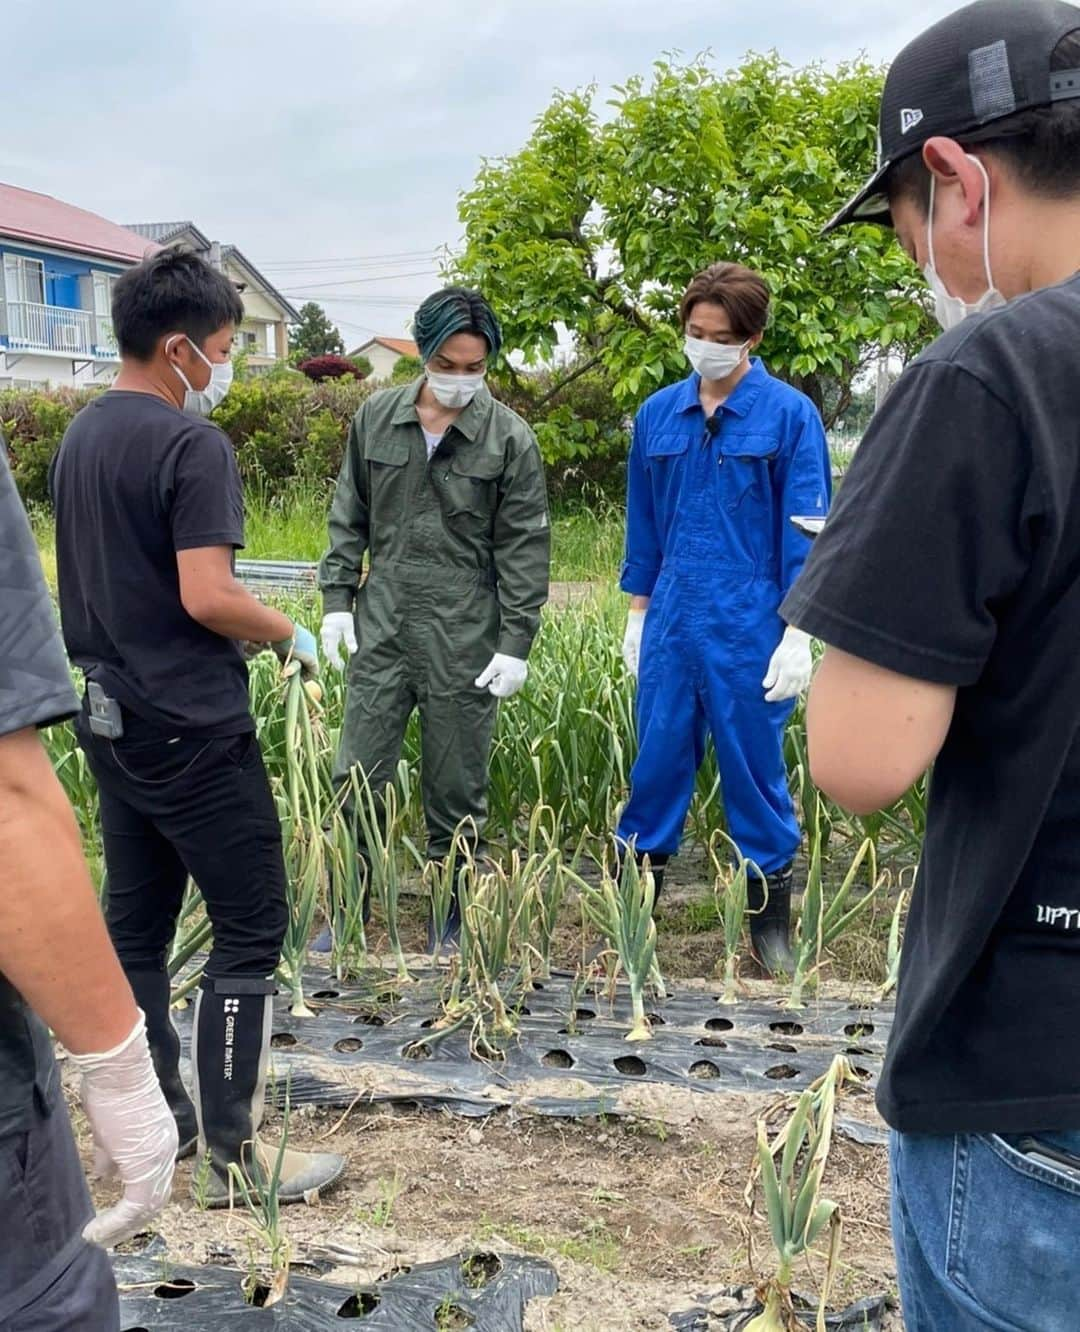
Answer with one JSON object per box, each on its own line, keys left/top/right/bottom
{"left": 74, "top": 951, "right": 903, "bottom": 1329}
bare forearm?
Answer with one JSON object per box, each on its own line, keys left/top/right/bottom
{"left": 0, "top": 730, "right": 136, "bottom": 1054}
{"left": 187, "top": 581, "right": 293, "bottom": 643}
{"left": 629, "top": 595, "right": 650, "bottom": 611}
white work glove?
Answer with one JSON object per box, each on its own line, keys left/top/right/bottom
{"left": 475, "top": 653, "right": 528, "bottom": 699}
{"left": 763, "top": 626, "right": 813, "bottom": 703}
{"left": 622, "top": 608, "right": 646, "bottom": 678}
{"left": 69, "top": 1011, "right": 178, "bottom": 1248}
{"left": 320, "top": 612, "right": 358, "bottom": 670}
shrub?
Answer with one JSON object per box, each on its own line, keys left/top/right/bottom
{"left": 298, "top": 354, "right": 367, "bottom": 383}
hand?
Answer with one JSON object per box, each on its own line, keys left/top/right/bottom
{"left": 763, "top": 626, "right": 813, "bottom": 702}
{"left": 622, "top": 609, "right": 646, "bottom": 678}
{"left": 70, "top": 1012, "right": 178, "bottom": 1248}
{"left": 320, "top": 612, "right": 358, "bottom": 670}
{"left": 273, "top": 622, "right": 320, "bottom": 678}
{"left": 475, "top": 653, "right": 528, "bottom": 699}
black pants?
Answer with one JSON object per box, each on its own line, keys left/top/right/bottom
{"left": 0, "top": 1083, "right": 119, "bottom": 1331}
{"left": 76, "top": 711, "right": 287, "bottom": 982}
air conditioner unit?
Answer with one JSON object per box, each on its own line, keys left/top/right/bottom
{"left": 57, "top": 324, "right": 81, "bottom": 350}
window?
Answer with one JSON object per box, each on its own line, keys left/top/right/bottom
{"left": 90, "top": 271, "right": 118, "bottom": 352}
{"left": 3, "top": 255, "right": 45, "bottom": 306}
{"left": 265, "top": 323, "right": 277, "bottom": 358}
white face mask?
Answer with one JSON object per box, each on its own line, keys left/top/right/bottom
{"left": 426, "top": 368, "right": 485, "bottom": 409}
{"left": 922, "top": 155, "right": 1007, "bottom": 332}
{"left": 167, "top": 335, "right": 234, "bottom": 416}
{"left": 684, "top": 335, "right": 749, "bottom": 381}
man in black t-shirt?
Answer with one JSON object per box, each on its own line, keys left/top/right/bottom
{"left": 0, "top": 440, "right": 177, "bottom": 1327}
{"left": 51, "top": 250, "right": 344, "bottom": 1206}
{"left": 782, "top": 2, "right": 1080, "bottom": 1327}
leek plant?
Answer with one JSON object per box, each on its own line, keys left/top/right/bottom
{"left": 786, "top": 801, "right": 877, "bottom": 1011}
{"left": 168, "top": 881, "right": 212, "bottom": 1008}
{"left": 745, "top": 1056, "right": 851, "bottom": 1332}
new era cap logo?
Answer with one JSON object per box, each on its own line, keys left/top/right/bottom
{"left": 900, "top": 108, "right": 924, "bottom": 134}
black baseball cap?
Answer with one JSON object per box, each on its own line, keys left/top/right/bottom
{"left": 825, "top": 0, "right": 1080, "bottom": 232}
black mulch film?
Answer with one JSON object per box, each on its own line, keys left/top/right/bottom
{"left": 669, "top": 1286, "right": 892, "bottom": 1329}
{"left": 115, "top": 1236, "right": 558, "bottom": 1331}
{"left": 171, "top": 966, "right": 892, "bottom": 1118}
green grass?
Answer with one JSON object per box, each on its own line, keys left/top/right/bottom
{"left": 31, "top": 486, "right": 625, "bottom": 587}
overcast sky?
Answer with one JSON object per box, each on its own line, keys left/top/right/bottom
{"left": 5, "top": 0, "right": 963, "bottom": 350}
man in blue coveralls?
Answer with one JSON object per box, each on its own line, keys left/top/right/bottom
{"left": 617, "top": 262, "right": 831, "bottom": 975}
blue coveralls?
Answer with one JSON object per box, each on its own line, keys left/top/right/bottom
{"left": 617, "top": 360, "right": 830, "bottom": 874}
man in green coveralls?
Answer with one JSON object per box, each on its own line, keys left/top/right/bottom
{"left": 319, "top": 288, "right": 550, "bottom": 948}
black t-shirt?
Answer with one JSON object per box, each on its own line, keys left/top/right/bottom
{"left": 0, "top": 440, "right": 77, "bottom": 1133}
{"left": 782, "top": 273, "right": 1080, "bottom": 1135}
{"left": 51, "top": 391, "right": 253, "bottom": 737}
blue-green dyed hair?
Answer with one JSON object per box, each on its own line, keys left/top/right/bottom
{"left": 413, "top": 286, "right": 502, "bottom": 363}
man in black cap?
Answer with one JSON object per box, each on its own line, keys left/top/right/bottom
{"left": 781, "top": 1, "right": 1080, "bottom": 1327}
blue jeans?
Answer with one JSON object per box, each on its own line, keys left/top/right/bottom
{"left": 891, "top": 1128, "right": 1080, "bottom": 1331}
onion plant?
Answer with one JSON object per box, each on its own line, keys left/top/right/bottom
{"left": 275, "top": 661, "right": 329, "bottom": 1017}
{"left": 574, "top": 849, "right": 663, "bottom": 1042}
{"left": 709, "top": 831, "right": 753, "bottom": 1005}
{"left": 228, "top": 1079, "right": 293, "bottom": 1308}
{"left": 745, "top": 1056, "right": 851, "bottom": 1332}
{"left": 348, "top": 764, "right": 418, "bottom": 981}
{"left": 878, "top": 876, "right": 912, "bottom": 1001}
{"left": 786, "top": 801, "right": 877, "bottom": 1010}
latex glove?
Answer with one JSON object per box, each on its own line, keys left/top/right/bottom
{"left": 763, "top": 626, "right": 813, "bottom": 702}
{"left": 475, "top": 653, "right": 528, "bottom": 699}
{"left": 272, "top": 621, "right": 320, "bottom": 678}
{"left": 622, "top": 609, "right": 646, "bottom": 678}
{"left": 320, "top": 612, "right": 358, "bottom": 669}
{"left": 70, "top": 1012, "right": 178, "bottom": 1248}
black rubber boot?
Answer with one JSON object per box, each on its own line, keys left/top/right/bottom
{"left": 748, "top": 863, "right": 797, "bottom": 978}
{"left": 191, "top": 979, "right": 346, "bottom": 1207}
{"left": 127, "top": 968, "right": 198, "bottom": 1160}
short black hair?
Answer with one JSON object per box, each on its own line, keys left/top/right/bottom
{"left": 112, "top": 248, "right": 245, "bottom": 360}
{"left": 888, "top": 29, "right": 1080, "bottom": 214}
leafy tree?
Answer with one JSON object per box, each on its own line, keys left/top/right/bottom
{"left": 454, "top": 54, "right": 935, "bottom": 431}
{"left": 350, "top": 354, "right": 374, "bottom": 378}
{"left": 289, "top": 302, "right": 344, "bottom": 364}
{"left": 390, "top": 354, "right": 424, "bottom": 384}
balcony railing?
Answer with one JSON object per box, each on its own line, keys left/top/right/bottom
{"left": 2, "top": 301, "right": 118, "bottom": 358}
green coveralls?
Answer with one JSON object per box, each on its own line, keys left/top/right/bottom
{"left": 319, "top": 378, "right": 550, "bottom": 858}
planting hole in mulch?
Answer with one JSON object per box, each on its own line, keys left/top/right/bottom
{"left": 575, "top": 1008, "right": 597, "bottom": 1022}
{"left": 247, "top": 1282, "right": 272, "bottom": 1307}
{"left": 765, "top": 1064, "right": 799, "bottom": 1080}
{"left": 542, "top": 1049, "right": 575, "bottom": 1069}
{"left": 706, "top": 1017, "right": 734, "bottom": 1032}
{"left": 153, "top": 1279, "right": 195, "bottom": 1299}
{"left": 270, "top": 1032, "right": 297, "bottom": 1048}
{"left": 766, "top": 1042, "right": 798, "bottom": 1053}
{"left": 337, "top": 1290, "right": 380, "bottom": 1316}
{"left": 435, "top": 1305, "right": 474, "bottom": 1329}
{"left": 313, "top": 990, "right": 340, "bottom": 999}
{"left": 461, "top": 1251, "right": 503, "bottom": 1289}
{"left": 354, "top": 1013, "right": 386, "bottom": 1027}
{"left": 376, "top": 1265, "right": 412, "bottom": 1281}
{"left": 614, "top": 1055, "right": 647, "bottom": 1076}
{"left": 689, "top": 1060, "right": 721, "bottom": 1080}
{"left": 404, "top": 1042, "right": 432, "bottom": 1060}
{"left": 695, "top": 1036, "right": 727, "bottom": 1048}
{"left": 646, "top": 1012, "right": 667, "bottom": 1026}
{"left": 333, "top": 1038, "right": 363, "bottom": 1053}
{"left": 769, "top": 1021, "right": 804, "bottom": 1036}
{"left": 845, "top": 1022, "right": 875, "bottom": 1037}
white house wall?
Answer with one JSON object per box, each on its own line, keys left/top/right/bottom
{"left": 0, "top": 351, "right": 116, "bottom": 390}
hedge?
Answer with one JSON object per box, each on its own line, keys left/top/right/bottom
{"left": 2, "top": 364, "right": 628, "bottom": 508}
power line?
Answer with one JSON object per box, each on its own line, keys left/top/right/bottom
{"left": 260, "top": 249, "right": 438, "bottom": 269}
{"left": 279, "top": 269, "right": 438, "bottom": 293}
